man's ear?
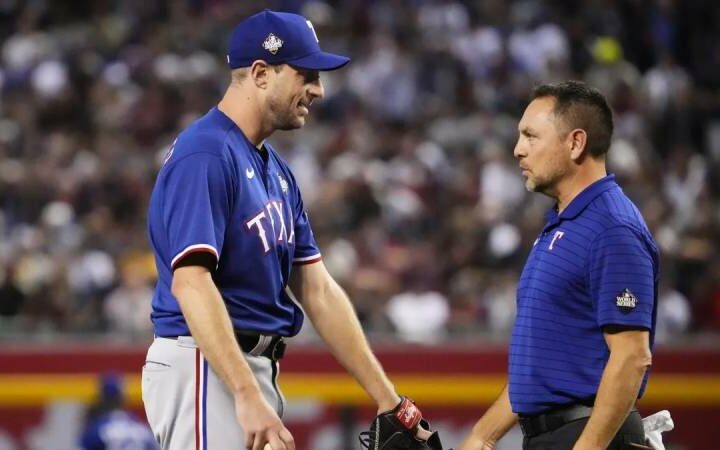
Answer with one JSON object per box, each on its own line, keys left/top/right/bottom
{"left": 249, "top": 60, "right": 271, "bottom": 89}
{"left": 568, "top": 128, "right": 588, "bottom": 161}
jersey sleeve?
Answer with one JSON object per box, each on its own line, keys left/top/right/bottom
{"left": 160, "top": 152, "right": 234, "bottom": 270}
{"left": 289, "top": 177, "right": 321, "bottom": 265}
{"left": 588, "top": 225, "right": 656, "bottom": 329}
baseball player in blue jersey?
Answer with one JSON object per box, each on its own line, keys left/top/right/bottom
{"left": 459, "top": 81, "right": 658, "bottom": 450}
{"left": 80, "top": 374, "right": 158, "bottom": 450}
{"left": 142, "top": 10, "right": 438, "bottom": 450}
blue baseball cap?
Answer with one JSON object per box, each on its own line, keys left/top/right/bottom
{"left": 100, "top": 372, "right": 123, "bottom": 400}
{"left": 227, "top": 10, "right": 350, "bottom": 71}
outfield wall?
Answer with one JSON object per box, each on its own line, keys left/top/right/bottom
{"left": 0, "top": 343, "right": 716, "bottom": 449}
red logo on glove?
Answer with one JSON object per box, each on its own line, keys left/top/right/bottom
{"left": 395, "top": 398, "right": 422, "bottom": 429}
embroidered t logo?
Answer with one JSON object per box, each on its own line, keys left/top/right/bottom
{"left": 548, "top": 231, "right": 564, "bottom": 250}
{"left": 306, "top": 20, "right": 319, "bottom": 43}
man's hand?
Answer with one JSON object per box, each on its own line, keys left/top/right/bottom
{"left": 457, "top": 385, "right": 516, "bottom": 450}
{"left": 235, "top": 390, "right": 295, "bottom": 450}
{"left": 457, "top": 434, "right": 497, "bottom": 450}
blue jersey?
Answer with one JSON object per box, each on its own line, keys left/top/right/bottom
{"left": 508, "top": 175, "right": 659, "bottom": 415}
{"left": 80, "top": 410, "right": 157, "bottom": 450}
{"left": 147, "top": 107, "right": 321, "bottom": 337}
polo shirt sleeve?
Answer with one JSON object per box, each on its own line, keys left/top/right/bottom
{"left": 588, "top": 225, "right": 655, "bottom": 329}
{"left": 161, "top": 152, "right": 234, "bottom": 270}
{"left": 288, "top": 176, "right": 321, "bottom": 266}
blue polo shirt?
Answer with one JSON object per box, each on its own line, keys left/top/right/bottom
{"left": 147, "top": 107, "right": 321, "bottom": 338}
{"left": 508, "top": 174, "right": 659, "bottom": 415}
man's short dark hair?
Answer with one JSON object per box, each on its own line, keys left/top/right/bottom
{"left": 531, "top": 81, "right": 614, "bottom": 157}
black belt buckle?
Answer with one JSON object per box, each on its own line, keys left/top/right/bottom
{"left": 269, "top": 337, "right": 286, "bottom": 361}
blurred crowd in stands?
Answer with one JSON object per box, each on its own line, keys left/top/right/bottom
{"left": 0, "top": 0, "right": 718, "bottom": 343}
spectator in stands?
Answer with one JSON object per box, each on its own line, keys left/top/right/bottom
{"left": 0, "top": 0, "right": 718, "bottom": 341}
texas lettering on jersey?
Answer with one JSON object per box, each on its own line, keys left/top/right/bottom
{"left": 149, "top": 107, "right": 321, "bottom": 337}
{"left": 245, "top": 199, "right": 295, "bottom": 253}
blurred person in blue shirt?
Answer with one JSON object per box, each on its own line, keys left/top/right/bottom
{"left": 79, "top": 373, "right": 158, "bottom": 450}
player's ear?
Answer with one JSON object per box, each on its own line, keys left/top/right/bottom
{"left": 249, "top": 60, "right": 271, "bottom": 89}
{"left": 568, "top": 128, "right": 588, "bottom": 161}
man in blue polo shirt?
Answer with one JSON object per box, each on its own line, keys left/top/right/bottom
{"left": 142, "top": 10, "right": 436, "bottom": 450}
{"left": 459, "top": 81, "right": 658, "bottom": 450}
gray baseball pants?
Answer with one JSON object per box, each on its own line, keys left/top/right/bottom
{"left": 141, "top": 336, "right": 284, "bottom": 450}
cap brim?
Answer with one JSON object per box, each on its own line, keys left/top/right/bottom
{"left": 286, "top": 51, "right": 350, "bottom": 71}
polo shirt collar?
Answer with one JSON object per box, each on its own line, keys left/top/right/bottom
{"left": 544, "top": 174, "right": 618, "bottom": 226}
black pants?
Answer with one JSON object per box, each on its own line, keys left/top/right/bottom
{"left": 523, "top": 410, "right": 651, "bottom": 450}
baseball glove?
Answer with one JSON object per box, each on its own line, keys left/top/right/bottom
{"left": 358, "top": 397, "right": 446, "bottom": 450}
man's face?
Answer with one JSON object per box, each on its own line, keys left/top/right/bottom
{"left": 266, "top": 65, "right": 324, "bottom": 130}
{"left": 514, "top": 96, "right": 572, "bottom": 196}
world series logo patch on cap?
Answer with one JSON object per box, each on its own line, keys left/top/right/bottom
{"left": 616, "top": 288, "right": 637, "bottom": 313}
{"left": 263, "top": 33, "right": 283, "bottom": 55}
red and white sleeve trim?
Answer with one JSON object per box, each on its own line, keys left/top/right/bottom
{"left": 171, "top": 244, "right": 219, "bottom": 270}
{"left": 293, "top": 254, "right": 322, "bottom": 265}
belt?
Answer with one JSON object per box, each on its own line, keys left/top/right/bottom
{"left": 518, "top": 404, "right": 640, "bottom": 438}
{"left": 235, "top": 331, "right": 286, "bottom": 361}
{"left": 163, "top": 332, "right": 286, "bottom": 361}
{"left": 518, "top": 404, "right": 594, "bottom": 438}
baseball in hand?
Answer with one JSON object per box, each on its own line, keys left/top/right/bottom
{"left": 263, "top": 445, "right": 273, "bottom": 450}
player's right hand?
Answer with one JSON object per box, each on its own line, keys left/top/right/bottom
{"left": 457, "top": 438, "right": 496, "bottom": 450}
{"left": 234, "top": 390, "right": 295, "bottom": 450}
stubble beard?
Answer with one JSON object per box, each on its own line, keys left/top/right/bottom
{"left": 525, "top": 173, "right": 544, "bottom": 193}
{"left": 272, "top": 112, "right": 304, "bottom": 131}
{"left": 267, "top": 95, "right": 305, "bottom": 131}
{"left": 525, "top": 170, "right": 562, "bottom": 199}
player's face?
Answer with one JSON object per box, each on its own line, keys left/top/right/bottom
{"left": 513, "top": 97, "right": 573, "bottom": 197}
{"left": 267, "top": 65, "right": 324, "bottom": 130}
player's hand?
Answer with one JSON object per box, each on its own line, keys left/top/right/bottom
{"left": 234, "top": 390, "right": 295, "bottom": 450}
{"left": 378, "top": 394, "right": 433, "bottom": 441}
{"left": 457, "top": 435, "right": 496, "bottom": 450}
{"left": 359, "top": 396, "right": 445, "bottom": 450}
{"left": 416, "top": 424, "right": 433, "bottom": 440}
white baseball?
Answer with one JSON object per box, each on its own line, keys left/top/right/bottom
{"left": 263, "top": 444, "right": 273, "bottom": 450}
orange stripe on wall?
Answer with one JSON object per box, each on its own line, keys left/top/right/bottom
{"left": 0, "top": 374, "right": 142, "bottom": 407}
{"left": 0, "top": 374, "right": 718, "bottom": 407}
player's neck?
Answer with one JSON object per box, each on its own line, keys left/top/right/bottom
{"left": 554, "top": 160, "right": 607, "bottom": 214}
{"left": 218, "top": 87, "right": 270, "bottom": 146}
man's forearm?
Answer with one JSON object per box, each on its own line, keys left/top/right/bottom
{"left": 574, "top": 351, "right": 649, "bottom": 450}
{"left": 459, "top": 385, "right": 517, "bottom": 450}
{"left": 302, "top": 277, "right": 400, "bottom": 411}
{"left": 172, "top": 268, "right": 261, "bottom": 397}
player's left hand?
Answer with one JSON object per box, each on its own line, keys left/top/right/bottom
{"left": 416, "top": 425, "right": 433, "bottom": 440}
{"left": 358, "top": 396, "right": 447, "bottom": 450}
